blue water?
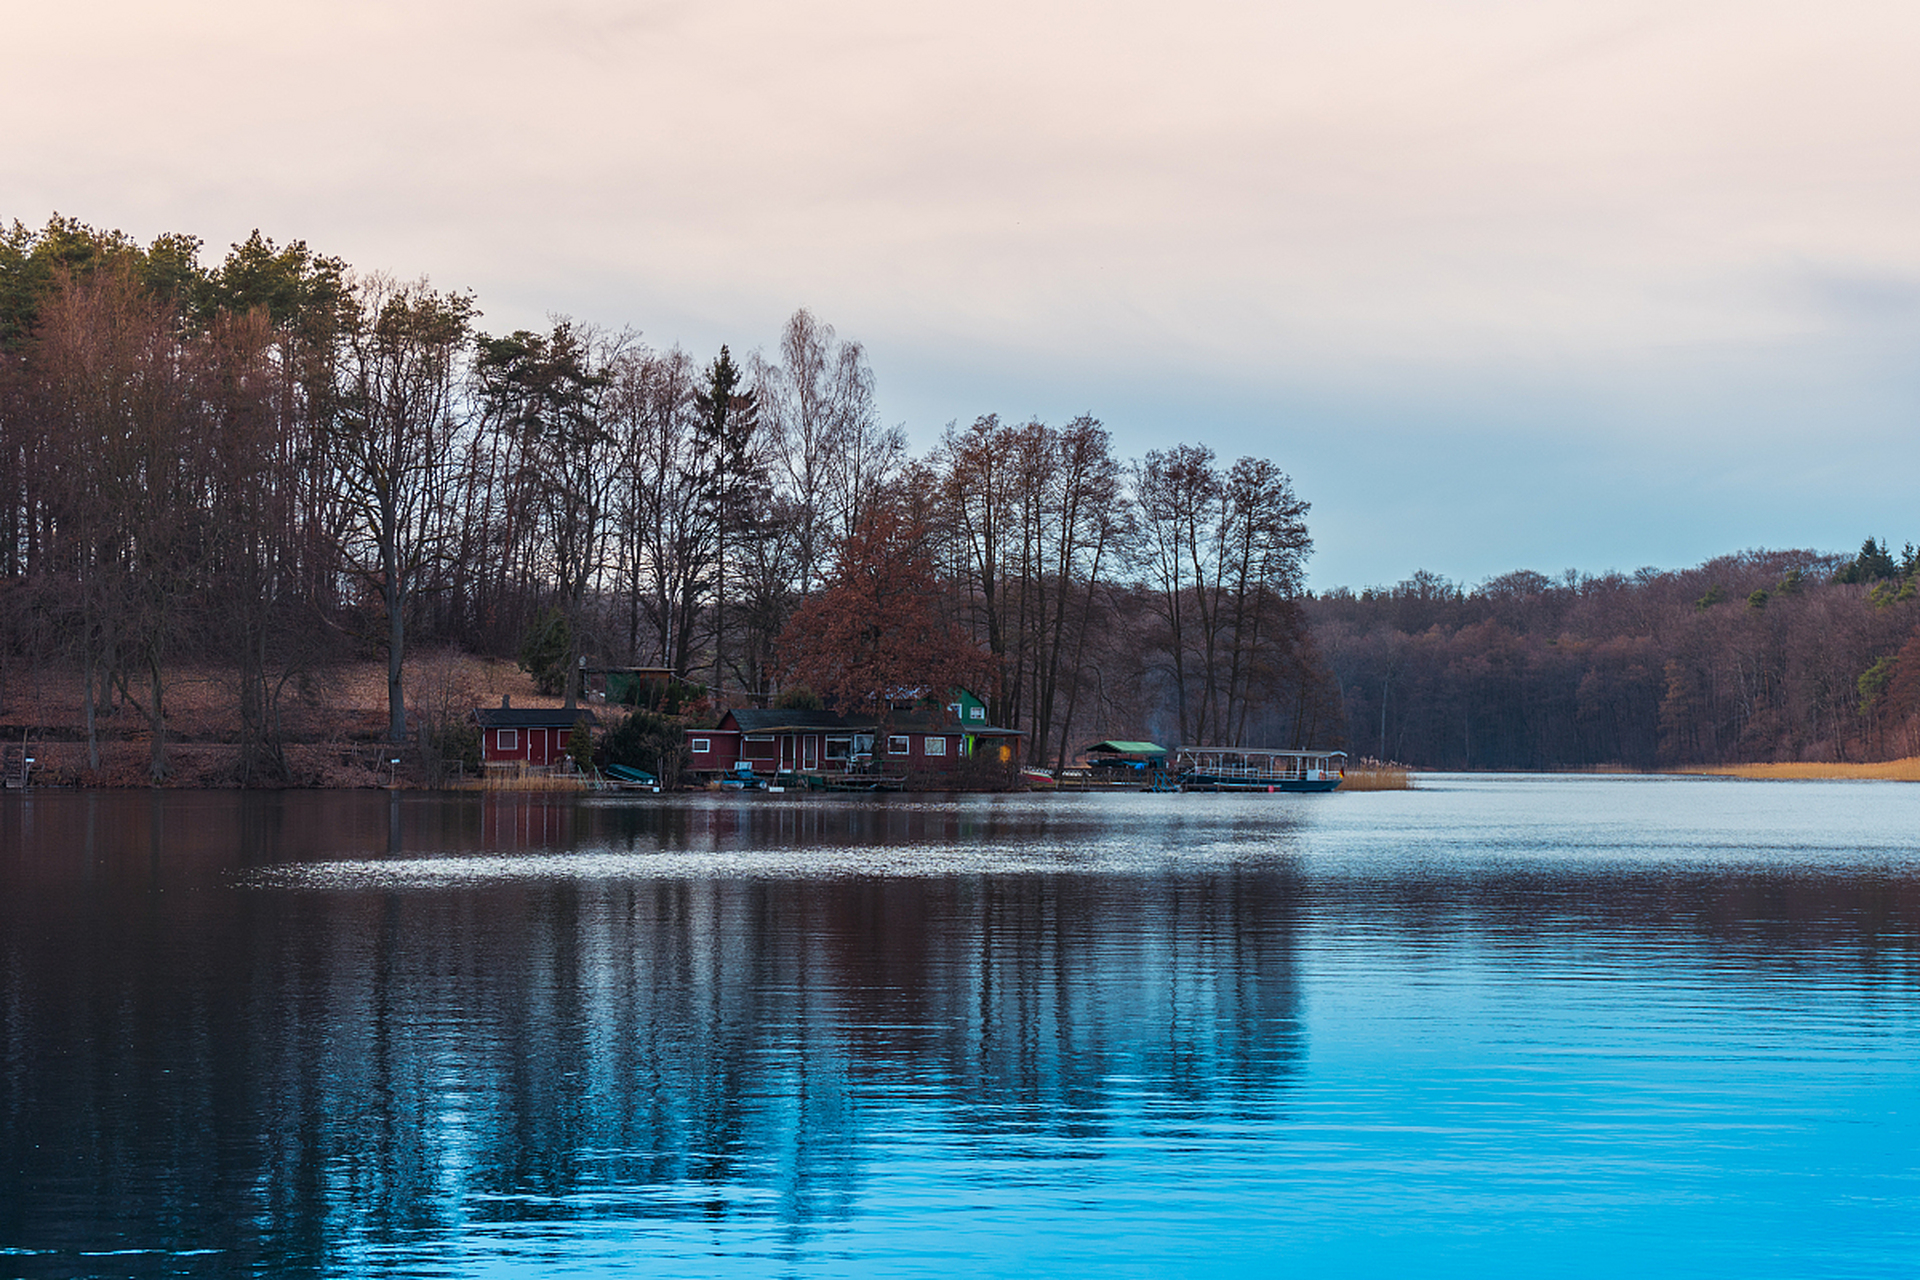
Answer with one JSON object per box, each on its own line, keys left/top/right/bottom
{"left": 2, "top": 776, "right": 1916, "bottom": 1276}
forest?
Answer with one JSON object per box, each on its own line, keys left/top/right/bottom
{"left": 1312, "top": 542, "right": 1920, "bottom": 769}
{"left": 0, "top": 215, "right": 1327, "bottom": 782}
{"left": 2, "top": 214, "right": 1915, "bottom": 783}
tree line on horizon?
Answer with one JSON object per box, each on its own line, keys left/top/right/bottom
{"left": 0, "top": 214, "right": 1335, "bottom": 782}
{"left": 1311, "top": 540, "right": 1920, "bottom": 770}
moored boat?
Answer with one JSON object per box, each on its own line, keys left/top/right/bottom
{"left": 1174, "top": 746, "right": 1346, "bottom": 792}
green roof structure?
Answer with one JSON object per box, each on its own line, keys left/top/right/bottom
{"left": 1085, "top": 741, "right": 1167, "bottom": 756}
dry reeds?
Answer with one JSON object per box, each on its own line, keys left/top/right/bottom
{"left": 1339, "top": 758, "right": 1414, "bottom": 791}
{"left": 467, "top": 768, "right": 589, "bottom": 792}
{"left": 1679, "top": 757, "right": 1920, "bottom": 781}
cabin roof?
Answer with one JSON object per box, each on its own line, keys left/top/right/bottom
{"left": 725, "top": 708, "right": 850, "bottom": 733}
{"left": 475, "top": 707, "right": 597, "bottom": 729}
{"left": 1176, "top": 746, "right": 1346, "bottom": 757}
{"left": 1086, "top": 740, "right": 1166, "bottom": 756}
{"left": 713, "top": 708, "right": 1022, "bottom": 735}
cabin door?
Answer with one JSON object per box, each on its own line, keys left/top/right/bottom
{"left": 803, "top": 735, "right": 818, "bottom": 769}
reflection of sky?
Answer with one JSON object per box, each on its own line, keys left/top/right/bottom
{"left": 8, "top": 1, "right": 1919, "bottom": 586}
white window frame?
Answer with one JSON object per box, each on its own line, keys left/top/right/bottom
{"left": 825, "top": 737, "right": 851, "bottom": 760}
{"left": 969, "top": 706, "right": 985, "bottom": 720}
{"left": 924, "top": 736, "right": 946, "bottom": 757}
{"left": 744, "top": 734, "right": 775, "bottom": 742}
{"left": 690, "top": 737, "right": 711, "bottom": 754}
{"left": 498, "top": 729, "right": 518, "bottom": 750}
{"left": 888, "top": 735, "right": 910, "bottom": 755}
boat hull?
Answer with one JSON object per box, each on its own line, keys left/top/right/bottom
{"left": 1180, "top": 774, "right": 1341, "bottom": 793}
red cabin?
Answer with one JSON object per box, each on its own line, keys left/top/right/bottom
{"left": 475, "top": 698, "right": 595, "bottom": 767}
{"left": 684, "top": 707, "right": 1020, "bottom": 782}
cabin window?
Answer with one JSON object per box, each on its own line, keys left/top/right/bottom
{"left": 690, "top": 737, "right": 710, "bottom": 754}
{"left": 969, "top": 707, "right": 985, "bottom": 720}
{"left": 745, "top": 734, "right": 774, "bottom": 741}
{"left": 825, "top": 737, "right": 850, "bottom": 760}
{"left": 924, "top": 736, "right": 946, "bottom": 756}
{"left": 498, "top": 729, "right": 517, "bottom": 750}
{"left": 888, "top": 735, "right": 910, "bottom": 755}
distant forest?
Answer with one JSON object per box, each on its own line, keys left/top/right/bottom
{"left": 1312, "top": 542, "right": 1920, "bottom": 769}
{"left": 2, "top": 214, "right": 1915, "bottom": 782}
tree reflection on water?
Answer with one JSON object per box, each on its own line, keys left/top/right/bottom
{"left": 1, "top": 792, "right": 1307, "bottom": 1273}
{"left": 5, "top": 785, "right": 1917, "bottom": 1277}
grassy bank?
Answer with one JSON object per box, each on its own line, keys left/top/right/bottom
{"left": 1678, "top": 757, "right": 1920, "bottom": 781}
{"left": 0, "top": 654, "right": 552, "bottom": 788}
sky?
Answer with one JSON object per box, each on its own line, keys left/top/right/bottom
{"left": 7, "top": 0, "right": 1918, "bottom": 590}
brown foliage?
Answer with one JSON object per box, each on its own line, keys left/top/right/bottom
{"left": 777, "top": 501, "right": 985, "bottom": 718}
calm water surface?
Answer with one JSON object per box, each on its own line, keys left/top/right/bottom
{"left": 2, "top": 776, "right": 1917, "bottom": 1277}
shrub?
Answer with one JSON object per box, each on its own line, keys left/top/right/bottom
{"left": 601, "top": 708, "right": 684, "bottom": 779}
{"left": 566, "top": 719, "right": 595, "bottom": 772}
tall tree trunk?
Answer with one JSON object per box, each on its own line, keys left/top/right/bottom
{"left": 83, "top": 643, "right": 100, "bottom": 773}
{"left": 146, "top": 650, "right": 167, "bottom": 782}
{"left": 383, "top": 523, "right": 406, "bottom": 744}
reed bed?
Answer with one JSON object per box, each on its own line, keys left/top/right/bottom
{"left": 1679, "top": 757, "right": 1920, "bottom": 781}
{"left": 463, "top": 769, "right": 590, "bottom": 792}
{"left": 1339, "top": 759, "right": 1414, "bottom": 791}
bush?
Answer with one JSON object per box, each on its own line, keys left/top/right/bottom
{"left": 422, "top": 721, "right": 481, "bottom": 784}
{"left": 601, "top": 708, "right": 684, "bottom": 779}
{"left": 566, "top": 719, "right": 595, "bottom": 772}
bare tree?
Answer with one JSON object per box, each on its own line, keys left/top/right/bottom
{"left": 759, "top": 309, "right": 901, "bottom": 595}
{"left": 32, "top": 266, "right": 206, "bottom": 778}
{"left": 607, "top": 345, "right": 710, "bottom": 673}
{"left": 330, "top": 274, "right": 474, "bottom": 744}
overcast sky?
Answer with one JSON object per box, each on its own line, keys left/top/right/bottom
{"left": 9, "top": 0, "right": 1918, "bottom": 588}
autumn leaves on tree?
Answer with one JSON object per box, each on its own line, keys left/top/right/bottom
{"left": 777, "top": 499, "right": 983, "bottom": 721}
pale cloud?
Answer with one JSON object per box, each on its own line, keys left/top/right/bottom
{"left": 6, "top": 0, "right": 1918, "bottom": 585}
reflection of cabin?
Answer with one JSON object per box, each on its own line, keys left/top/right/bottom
{"left": 685, "top": 707, "right": 1022, "bottom": 785}
{"left": 475, "top": 697, "right": 594, "bottom": 767}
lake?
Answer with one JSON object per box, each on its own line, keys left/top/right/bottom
{"left": 2, "top": 777, "right": 1917, "bottom": 1277}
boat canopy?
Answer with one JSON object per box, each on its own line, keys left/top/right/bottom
{"left": 1176, "top": 747, "right": 1346, "bottom": 760}
{"left": 1085, "top": 741, "right": 1167, "bottom": 757}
